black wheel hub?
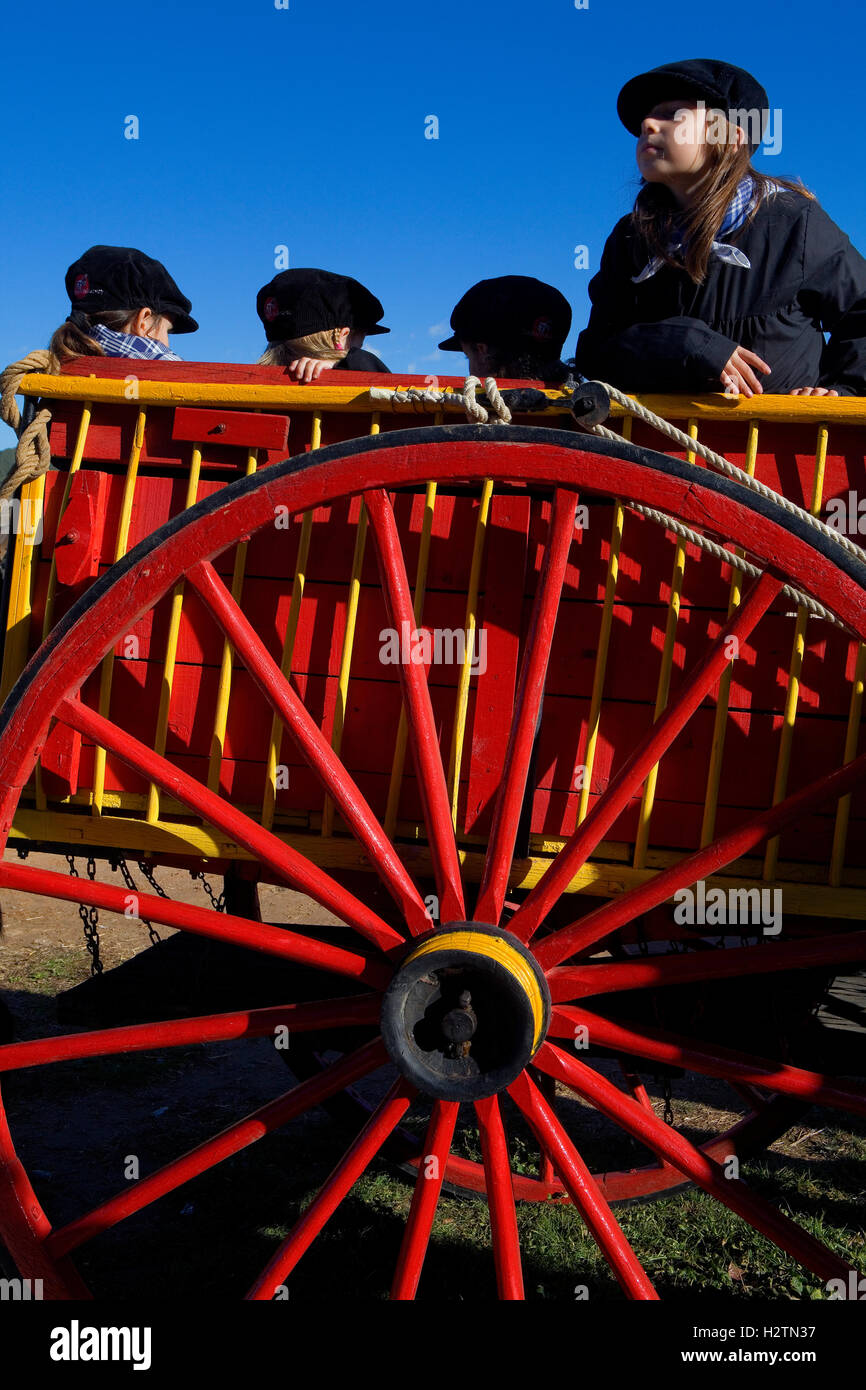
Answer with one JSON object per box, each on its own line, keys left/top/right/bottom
{"left": 380, "top": 924, "right": 551, "bottom": 1101}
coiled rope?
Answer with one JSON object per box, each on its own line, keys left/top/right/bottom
{"left": 369, "top": 376, "right": 512, "bottom": 424}
{"left": 0, "top": 350, "right": 56, "bottom": 557}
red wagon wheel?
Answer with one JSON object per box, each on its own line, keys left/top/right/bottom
{"left": 0, "top": 425, "right": 864, "bottom": 1300}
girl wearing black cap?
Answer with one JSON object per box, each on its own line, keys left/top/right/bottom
{"left": 49, "top": 245, "right": 198, "bottom": 367}
{"left": 575, "top": 60, "right": 866, "bottom": 397}
{"left": 256, "top": 269, "right": 390, "bottom": 381}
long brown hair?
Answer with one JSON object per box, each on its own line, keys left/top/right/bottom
{"left": 631, "top": 133, "right": 813, "bottom": 283}
{"left": 48, "top": 309, "right": 171, "bottom": 368}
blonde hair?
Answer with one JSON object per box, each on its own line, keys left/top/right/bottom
{"left": 258, "top": 330, "right": 349, "bottom": 367}
{"left": 48, "top": 309, "right": 173, "bottom": 368}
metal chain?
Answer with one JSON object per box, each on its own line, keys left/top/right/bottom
{"left": 66, "top": 854, "right": 103, "bottom": 976}
{"left": 189, "top": 869, "right": 226, "bottom": 913}
{"left": 113, "top": 858, "right": 161, "bottom": 947}
{"left": 136, "top": 859, "right": 169, "bottom": 899}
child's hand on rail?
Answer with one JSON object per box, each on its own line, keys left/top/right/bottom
{"left": 285, "top": 357, "right": 338, "bottom": 384}
{"left": 720, "top": 347, "right": 772, "bottom": 397}
{"left": 789, "top": 386, "right": 840, "bottom": 396}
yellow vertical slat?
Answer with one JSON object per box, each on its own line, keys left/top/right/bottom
{"left": 633, "top": 420, "right": 697, "bottom": 869}
{"left": 448, "top": 477, "right": 494, "bottom": 828}
{"left": 91, "top": 409, "right": 146, "bottom": 814}
{"left": 0, "top": 474, "right": 45, "bottom": 706}
{"left": 763, "top": 426, "right": 829, "bottom": 880}
{"left": 143, "top": 446, "right": 202, "bottom": 823}
{"left": 829, "top": 642, "right": 866, "bottom": 885}
{"left": 700, "top": 419, "right": 760, "bottom": 846}
{"left": 578, "top": 417, "right": 631, "bottom": 825}
{"left": 207, "top": 448, "right": 259, "bottom": 794}
{"left": 384, "top": 477, "right": 438, "bottom": 838}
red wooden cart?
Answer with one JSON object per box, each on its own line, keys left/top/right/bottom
{"left": 0, "top": 356, "right": 863, "bottom": 1299}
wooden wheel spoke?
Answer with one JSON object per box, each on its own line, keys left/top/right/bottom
{"left": 548, "top": 929, "right": 866, "bottom": 1002}
{"left": 46, "top": 1038, "right": 389, "bottom": 1258}
{"left": 390, "top": 1099, "right": 459, "bottom": 1300}
{"left": 550, "top": 1006, "right": 866, "bottom": 1119}
{"left": 510, "top": 573, "right": 782, "bottom": 944}
{"left": 0, "top": 860, "right": 390, "bottom": 988}
{"left": 535, "top": 1041, "right": 855, "bottom": 1284}
{"left": 246, "top": 1077, "right": 415, "bottom": 1299}
{"left": 0, "top": 996, "right": 382, "bottom": 1076}
{"left": 188, "top": 560, "right": 431, "bottom": 935}
{"left": 475, "top": 1095, "right": 525, "bottom": 1298}
{"left": 535, "top": 745, "right": 866, "bottom": 972}
{"left": 364, "top": 489, "right": 465, "bottom": 922}
{"left": 508, "top": 1069, "right": 658, "bottom": 1299}
{"left": 475, "top": 490, "right": 578, "bottom": 927}
{"left": 56, "top": 696, "right": 405, "bottom": 956}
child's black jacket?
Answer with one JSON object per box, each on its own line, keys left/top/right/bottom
{"left": 574, "top": 190, "right": 866, "bottom": 395}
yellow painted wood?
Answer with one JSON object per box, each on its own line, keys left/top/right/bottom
{"left": 829, "top": 641, "right": 866, "bottom": 886}
{"left": 90, "top": 410, "right": 146, "bottom": 814}
{"left": 144, "top": 446, "right": 203, "bottom": 823}
{"left": 700, "top": 419, "right": 760, "bottom": 847}
{"left": 7, "top": 809, "right": 864, "bottom": 918}
{"left": 261, "top": 511, "right": 313, "bottom": 831}
{"left": 385, "top": 478, "right": 438, "bottom": 838}
{"left": 633, "top": 421, "right": 696, "bottom": 868}
{"left": 207, "top": 448, "right": 259, "bottom": 794}
{"left": 763, "top": 425, "right": 829, "bottom": 881}
{"left": 19, "top": 373, "right": 866, "bottom": 424}
{"left": 448, "top": 478, "right": 494, "bottom": 826}
{"left": 0, "top": 476, "right": 45, "bottom": 706}
{"left": 321, "top": 500, "right": 368, "bottom": 837}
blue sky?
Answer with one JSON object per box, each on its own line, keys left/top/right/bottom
{"left": 2, "top": 0, "right": 865, "bottom": 447}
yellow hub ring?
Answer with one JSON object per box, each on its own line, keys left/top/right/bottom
{"left": 403, "top": 929, "right": 546, "bottom": 1055}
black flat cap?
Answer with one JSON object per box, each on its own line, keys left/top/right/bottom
{"left": 65, "top": 245, "right": 198, "bottom": 333}
{"left": 439, "top": 276, "right": 572, "bottom": 354}
{"left": 617, "top": 58, "right": 770, "bottom": 147}
{"left": 256, "top": 269, "right": 389, "bottom": 343}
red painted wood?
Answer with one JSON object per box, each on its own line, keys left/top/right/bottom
{"left": 47, "top": 1038, "right": 390, "bottom": 1259}
{"left": 476, "top": 490, "right": 578, "bottom": 926}
{"left": 474, "top": 1095, "right": 526, "bottom": 1299}
{"left": 390, "top": 1101, "right": 459, "bottom": 1299}
{"left": 53, "top": 470, "right": 107, "bottom": 586}
{"left": 510, "top": 573, "right": 782, "bottom": 942}
{"left": 0, "top": 995, "right": 382, "bottom": 1075}
{"left": 508, "top": 1069, "right": 658, "bottom": 1299}
{"left": 0, "top": 859, "right": 389, "bottom": 986}
{"left": 364, "top": 488, "right": 465, "bottom": 923}
{"left": 55, "top": 696, "right": 405, "bottom": 955}
{"left": 549, "top": 1007, "right": 866, "bottom": 1117}
{"left": 548, "top": 929, "right": 866, "bottom": 1002}
{"left": 535, "top": 1042, "right": 852, "bottom": 1282}
{"left": 245, "top": 1079, "right": 414, "bottom": 1299}
{"left": 171, "top": 406, "right": 289, "bottom": 451}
